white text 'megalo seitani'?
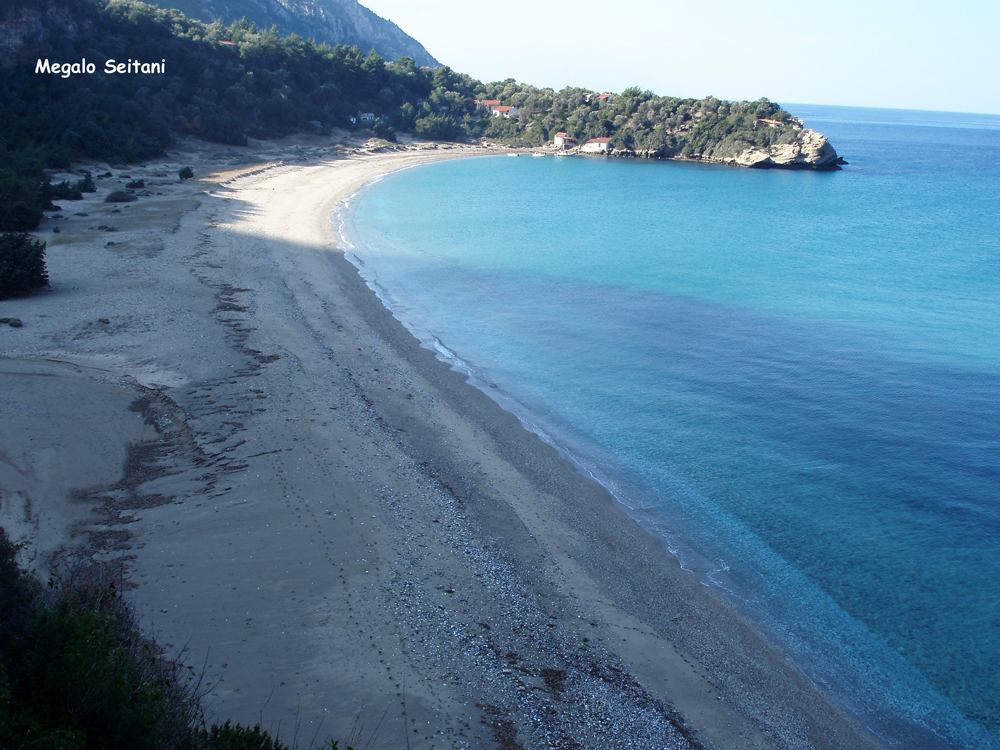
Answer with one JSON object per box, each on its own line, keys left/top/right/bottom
{"left": 35, "top": 58, "right": 166, "bottom": 78}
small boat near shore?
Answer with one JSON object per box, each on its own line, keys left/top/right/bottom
{"left": 532, "top": 152, "right": 546, "bottom": 157}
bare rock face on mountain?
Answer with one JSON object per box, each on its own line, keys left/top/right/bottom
{"left": 166, "top": 0, "right": 440, "bottom": 66}
{"left": 0, "top": 2, "right": 93, "bottom": 67}
{"left": 733, "top": 129, "right": 841, "bottom": 170}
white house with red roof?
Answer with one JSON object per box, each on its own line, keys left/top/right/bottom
{"left": 581, "top": 137, "right": 612, "bottom": 153}
{"left": 492, "top": 105, "right": 519, "bottom": 118}
{"left": 553, "top": 131, "right": 574, "bottom": 148}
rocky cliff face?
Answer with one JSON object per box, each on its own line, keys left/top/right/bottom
{"left": 165, "top": 0, "right": 439, "bottom": 66}
{"left": 1, "top": 0, "right": 438, "bottom": 69}
{"left": 730, "top": 129, "right": 841, "bottom": 170}
{"left": 609, "top": 128, "right": 842, "bottom": 171}
{"left": 0, "top": 3, "right": 95, "bottom": 68}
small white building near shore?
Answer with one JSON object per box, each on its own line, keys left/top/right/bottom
{"left": 553, "top": 131, "right": 574, "bottom": 149}
{"left": 581, "top": 137, "right": 612, "bottom": 153}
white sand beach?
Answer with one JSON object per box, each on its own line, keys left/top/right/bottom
{"left": 0, "top": 136, "right": 885, "bottom": 750}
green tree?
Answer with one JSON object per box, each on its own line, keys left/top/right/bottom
{"left": 0, "top": 171, "right": 45, "bottom": 231}
{"left": 0, "top": 233, "right": 48, "bottom": 298}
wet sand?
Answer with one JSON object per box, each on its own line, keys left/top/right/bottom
{"left": 0, "top": 137, "right": 886, "bottom": 750}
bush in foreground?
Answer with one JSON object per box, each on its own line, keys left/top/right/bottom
{"left": 0, "top": 170, "right": 45, "bottom": 231}
{"left": 105, "top": 190, "right": 137, "bottom": 203}
{"left": 0, "top": 233, "right": 48, "bottom": 299}
{"left": 0, "top": 530, "right": 203, "bottom": 750}
{"left": 0, "top": 529, "right": 357, "bottom": 750}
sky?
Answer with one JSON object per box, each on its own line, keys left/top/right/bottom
{"left": 361, "top": 0, "right": 1000, "bottom": 115}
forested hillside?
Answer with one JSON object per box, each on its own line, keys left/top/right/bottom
{"left": 0, "top": 0, "right": 838, "bottom": 233}
{"left": 477, "top": 82, "right": 807, "bottom": 158}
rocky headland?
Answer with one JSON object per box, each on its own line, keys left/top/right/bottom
{"left": 605, "top": 128, "right": 843, "bottom": 170}
{"left": 731, "top": 128, "right": 843, "bottom": 169}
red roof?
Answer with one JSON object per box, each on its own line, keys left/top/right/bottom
{"left": 219, "top": 40, "right": 236, "bottom": 45}
{"left": 586, "top": 137, "right": 612, "bottom": 143}
{"left": 554, "top": 132, "right": 568, "bottom": 137}
{"left": 597, "top": 93, "right": 611, "bottom": 99}
{"left": 494, "top": 106, "right": 515, "bottom": 112}
{"left": 479, "top": 99, "right": 501, "bottom": 106}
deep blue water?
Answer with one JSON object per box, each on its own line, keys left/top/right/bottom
{"left": 337, "top": 105, "right": 1000, "bottom": 749}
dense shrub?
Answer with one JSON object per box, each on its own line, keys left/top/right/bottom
{"left": 0, "top": 170, "right": 45, "bottom": 231}
{"left": 0, "top": 528, "right": 358, "bottom": 750}
{"left": 0, "top": 531, "right": 41, "bottom": 651}
{"left": 20, "top": 586, "right": 202, "bottom": 750}
{"left": 49, "top": 180, "right": 83, "bottom": 201}
{"left": 125, "top": 179, "right": 145, "bottom": 188}
{"left": 78, "top": 171, "right": 97, "bottom": 193}
{"left": 0, "top": 531, "right": 202, "bottom": 750}
{"left": 203, "top": 722, "right": 290, "bottom": 750}
{"left": 178, "top": 167, "right": 194, "bottom": 180}
{"left": 414, "top": 113, "right": 459, "bottom": 141}
{"left": 0, "top": 233, "right": 48, "bottom": 298}
{"left": 105, "top": 190, "right": 136, "bottom": 202}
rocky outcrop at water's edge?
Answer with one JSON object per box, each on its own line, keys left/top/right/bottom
{"left": 731, "top": 128, "right": 842, "bottom": 170}
{"left": 610, "top": 128, "right": 844, "bottom": 171}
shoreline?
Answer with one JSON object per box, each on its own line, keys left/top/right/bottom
{"left": 332, "top": 160, "right": 964, "bottom": 750}
{"left": 1, "top": 137, "right": 885, "bottom": 749}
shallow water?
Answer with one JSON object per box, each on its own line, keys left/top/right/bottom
{"left": 338, "top": 105, "right": 1000, "bottom": 749}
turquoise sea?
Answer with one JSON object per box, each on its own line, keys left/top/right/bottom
{"left": 337, "top": 105, "right": 1000, "bottom": 749}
